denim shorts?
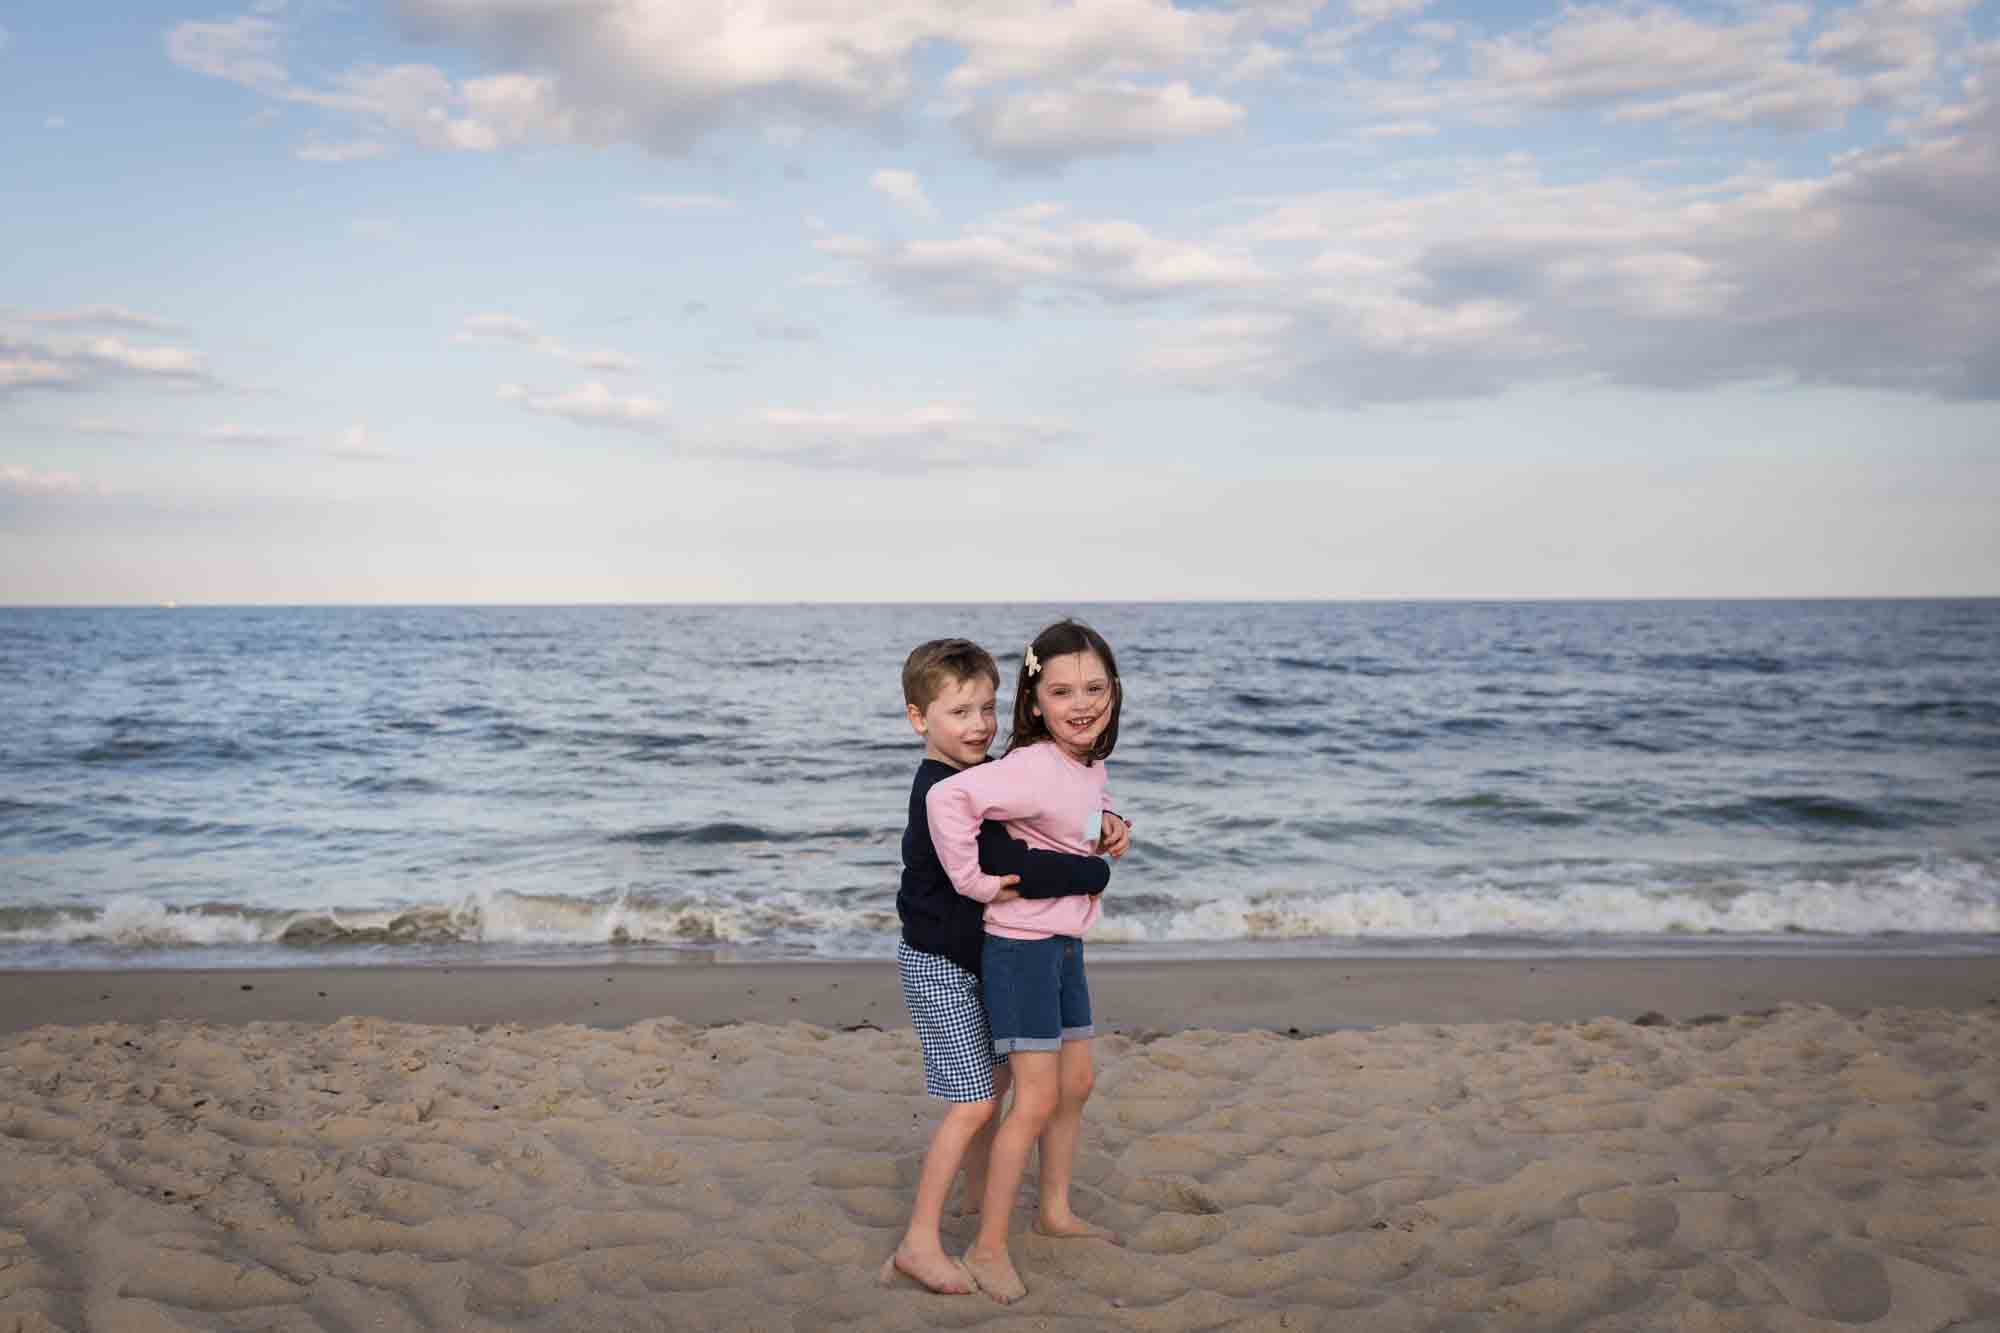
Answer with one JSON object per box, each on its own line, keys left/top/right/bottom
{"left": 982, "top": 933, "right": 1094, "bottom": 1055}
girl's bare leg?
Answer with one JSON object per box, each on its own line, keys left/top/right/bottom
{"left": 958, "top": 1061, "right": 1011, "bottom": 1215}
{"left": 885, "top": 1095, "right": 994, "bottom": 1294}
{"left": 1031, "top": 1038, "right": 1119, "bottom": 1241}
{"left": 962, "top": 1050, "right": 1058, "bottom": 1304}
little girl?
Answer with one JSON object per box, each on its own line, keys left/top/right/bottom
{"left": 926, "top": 618, "right": 1125, "bottom": 1304}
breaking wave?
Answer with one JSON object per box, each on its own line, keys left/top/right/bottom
{"left": 2, "top": 858, "right": 1991, "bottom": 960}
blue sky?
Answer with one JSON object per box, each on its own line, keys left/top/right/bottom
{"left": 3, "top": 0, "right": 1997, "bottom": 603}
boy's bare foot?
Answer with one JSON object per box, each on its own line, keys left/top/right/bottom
{"left": 961, "top": 1249, "right": 1027, "bottom": 1304}
{"left": 1033, "top": 1215, "right": 1124, "bottom": 1245}
{"left": 880, "top": 1247, "right": 976, "bottom": 1295}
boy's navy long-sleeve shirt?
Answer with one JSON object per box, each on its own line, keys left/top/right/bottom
{"left": 898, "top": 758, "right": 1109, "bottom": 979}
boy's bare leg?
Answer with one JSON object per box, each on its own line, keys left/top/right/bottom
{"left": 963, "top": 1050, "right": 1059, "bottom": 1304}
{"left": 957, "top": 1061, "right": 1011, "bottom": 1215}
{"left": 1032, "top": 1038, "right": 1121, "bottom": 1243}
{"left": 887, "top": 1096, "right": 995, "bottom": 1294}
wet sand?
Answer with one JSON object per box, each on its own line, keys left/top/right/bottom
{"left": 6, "top": 954, "right": 1999, "bottom": 1035}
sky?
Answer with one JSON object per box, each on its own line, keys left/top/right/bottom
{"left": 3, "top": 0, "right": 1997, "bottom": 605}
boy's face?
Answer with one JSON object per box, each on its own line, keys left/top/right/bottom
{"left": 907, "top": 673, "right": 999, "bottom": 770}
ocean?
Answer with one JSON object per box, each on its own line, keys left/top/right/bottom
{"left": 2, "top": 600, "right": 1996, "bottom": 969}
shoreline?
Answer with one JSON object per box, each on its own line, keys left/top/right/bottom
{"left": 6, "top": 954, "right": 1998, "bottom": 1035}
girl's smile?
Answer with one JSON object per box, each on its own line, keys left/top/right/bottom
{"left": 1031, "top": 651, "right": 1114, "bottom": 760}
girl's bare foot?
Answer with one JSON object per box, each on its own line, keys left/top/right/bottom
{"left": 1033, "top": 1214, "right": 1124, "bottom": 1245}
{"left": 961, "top": 1249, "right": 1027, "bottom": 1304}
{"left": 880, "top": 1247, "right": 976, "bottom": 1295}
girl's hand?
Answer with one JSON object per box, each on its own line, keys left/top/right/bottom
{"left": 991, "top": 876, "right": 1022, "bottom": 904}
{"left": 1098, "top": 813, "right": 1131, "bottom": 860}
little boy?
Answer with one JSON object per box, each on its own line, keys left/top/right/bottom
{"left": 885, "top": 638, "right": 1125, "bottom": 1295}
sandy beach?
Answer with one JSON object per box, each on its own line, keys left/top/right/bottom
{"left": 3, "top": 958, "right": 1998, "bottom": 1331}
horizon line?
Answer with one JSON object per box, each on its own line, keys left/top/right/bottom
{"left": 4, "top": 594, "right": 1998, "bottom": 611}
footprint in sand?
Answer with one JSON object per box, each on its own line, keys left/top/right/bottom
{"left": 1128, "top": 1212, "right": 1228, "bottom": 1255}
{"left": 1755, "top": 1244, "right": 1893, "bottom": 1324}
{"left": 1579, "top": 1186, "right": 1680, "bottom": 1245}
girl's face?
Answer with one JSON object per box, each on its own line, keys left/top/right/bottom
{"left": 1031, "top": 650, "right": 1115, "bottom": 760}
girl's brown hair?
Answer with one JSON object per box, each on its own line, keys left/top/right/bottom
{"left": 1005, "top": 619, "right": 1121, "bottom": 764}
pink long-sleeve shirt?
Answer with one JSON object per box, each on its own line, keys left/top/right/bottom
{"left": 926, "top": 741, "right": 1111, "bottom": 940}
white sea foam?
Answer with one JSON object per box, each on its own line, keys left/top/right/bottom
{"left": 1089, "top": 859, "right": 2000, "bottom": 943}
{"left": 14, "top": 896, "right": 274, "bottom": 948}
{"left": 0, "top": 886, "right": 903, "bottom": 953}
{"left": 1, "top": 861, "right": 1993, "bottom": 956}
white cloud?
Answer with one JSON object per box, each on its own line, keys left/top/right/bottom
{"left": 328, "top": 424, "right": 394, "bottom": 460}
{"left": 0, "top": 346, "right": 82, "bottom": 392}
{"left": 639, "top": 194, "right": 735, "bottom": 213}
{"left": 46, "top": 115, "right": 66, "bottom": 130}
{"left": 1355, "top": 119, "right": 1438, "bottom": 139}
{"left": 172, "top": 0, "right": 1261, "bottom": 164}
{"left": 1389, "top": 44, "right": 1443, "bottom": 80}
{"left": 455, "top": 314, "right": 638, "bottom": 373}
{"left": 1363, "top": 1, "right": 1971, "bottom": 136}
{"left": 938, "top": 2, "right": 1231, "bottom": 92}
{"left": 499, "top": 381, "right": 667, "bottom": 430}
{"left": 1136, "top": 58, "right": 2000, "bottom": 405}
{"left": 0, "top": 465, "right": 87, "bottom": 498}
{"left": 1350, "top": 0, "right": 1430, "bottom": 20}
{"left": 0, "top": 331, "right": 213, "bottom": 396}
{"left": 871, "top": 168, "right": 936, "bottom": 219}
{"left": 964, "top": 81, "right": 1245, "bottom": 165}
{"left": 1611, "top": 64, "right": 1860, "bottom": 132}
{"left": 457, "top": 72, "right": 602, "bottom": 147}
{"left": 1299, "top": 0, "right": 1433, "bottom": 62}
{"left": 1811, "top": 0, "right": 1976, "bottom": 83}
{"left": 562, "top": 346, "right": 641, "bottom": 373}
{"left": 162, "top": 20, "right": 590, "bottom": 157}
{"left": 69, "top": 419, "right": 146, "bottom": 438}
{"left": 1470, "top": 6, "right": 1814, "bottom": 107}
{"left": 820, "top": 209, "right": 1268, "bottom": 311}
{"left": 317, "top": 63, "right": 528, "bottom": 151}
{"left": 1226, "top": 0, "right": 1326, "bottom": 28}
{"left": 298, "top": 137, "right": 391, "bottom": 162}
{"left": 137, "top": 5, "right": 2000, "bottom": 420}
{"left": 80, "top": 338, "right": 206, "bottom": 378}
{"left": 202, "top": 423, "right": 294, "bottom": 447}
{"left": 166, "top": 15, "right": 289, "bottom": 94}
{"left": 1225, "top": 41, "right": 1293, "bottom": 83}
{"left": 1136, "top": 309, "right": 1297, "bottom": 382}
{"left": 724, "top": 404, "right": 1071, "bottom": 471}
{"left": 459, "top": 313, "right": 537, "bottom": 343}
{"left": 21, "top": 306, "right": 182, "bottom": 332}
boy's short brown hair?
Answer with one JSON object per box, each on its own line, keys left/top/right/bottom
{"left": 902, "top": 638, "right": 1001, "bottom": 712}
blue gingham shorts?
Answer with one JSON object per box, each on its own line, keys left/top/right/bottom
{"left": 897, "top": 940, "right": 1008, "bottom": 1102}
